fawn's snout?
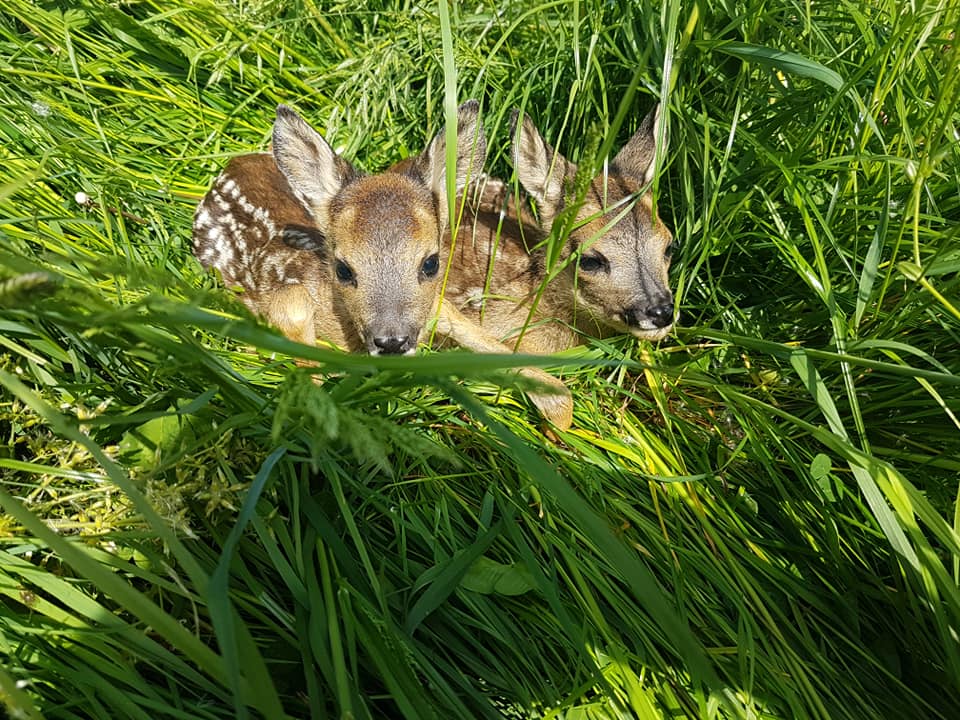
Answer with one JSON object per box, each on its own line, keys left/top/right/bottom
{"left": 621, "top": 294, "right": 674, "bottom": 332}
{"left": 373, "top": 335, "right": 413, "bottom": 354}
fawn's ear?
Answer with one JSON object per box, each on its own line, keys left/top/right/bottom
{"left": 510, "top": 110, "right": 575, "bottom": 229}
{"left": 272, "top": 105, "right": 358, "bottom": 232}
{"left": 611, "top": 103, "right": 664, "bottom": 186}
{"left": 410, "top": 99, "right": 487, "bottom": 231}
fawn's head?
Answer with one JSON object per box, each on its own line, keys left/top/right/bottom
{"left": 272, "top": 101, "right": 486, "bottom": 354}
{"left": 512, "top": 105, "right": 675, "bottom": 340}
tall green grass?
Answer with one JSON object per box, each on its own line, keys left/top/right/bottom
{"left": 1, "top": 0, "right": 958, "bottom": 717}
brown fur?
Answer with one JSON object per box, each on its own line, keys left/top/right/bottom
{"left": 192, "top": 103, "right": 573, "bottom": 429}
{"left": 444, "top": 105, "right": 675, "bottom": 354}
{"left": 194, "top": 102, "right": 484, "bottom": 355}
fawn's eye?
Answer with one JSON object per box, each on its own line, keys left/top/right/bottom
{"left": 420, "top": 253, "right": 440, "bottom": 278}
{"left": 335, "top": 260, "right": 355, "bottom": 283}
{"left": 578, "top": 254, "right": 606, "bottom": 272}
{"left": 664, "top": 242, "right": 676, "bottom": 259}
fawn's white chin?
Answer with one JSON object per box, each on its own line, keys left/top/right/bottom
{"left": 366, "top": 347, "right": 418, "bottom": 356}
{"left": 629, "top": 325, "right": 673, "bottom": 341}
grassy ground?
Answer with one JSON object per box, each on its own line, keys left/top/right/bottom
{"left": 1, "top": 0, "right": 959, "bottom": 718}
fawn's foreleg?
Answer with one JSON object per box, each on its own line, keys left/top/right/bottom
{"left": 435, "top": 300, "right": 573, "bottom": 430}
{"left": 264, "top": 284, "right": 318, "bottom": 361}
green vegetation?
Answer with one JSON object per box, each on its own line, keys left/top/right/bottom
{"left": 1, "top": 0, "right": 958, "bottom": 717}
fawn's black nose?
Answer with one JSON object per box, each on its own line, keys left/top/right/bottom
{"left": 646, "top": 303, "right": 674, "bottom": 328}
{"left": 623, "top": 300, "right": 674, "bottom": 329}
{"left": 373, "top": 335, "right": 411, "bottom": 355}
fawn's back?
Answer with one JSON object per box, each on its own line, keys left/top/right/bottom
{"left": 193, "top": 151, "right": 331, "bottom": 317}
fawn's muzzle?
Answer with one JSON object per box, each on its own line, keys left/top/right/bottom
{"left": 372, "top": 334, "right": 413, "bottom": 355}
{"left": 622, "top": 295, "right": 674, "bottom": 330}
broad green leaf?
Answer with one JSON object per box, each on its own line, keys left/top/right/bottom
{"left": 461, "top": 556, "right": 537, "bottom": 596}
{"left": 710, "top": 41, "right": 844, "bottom": 89}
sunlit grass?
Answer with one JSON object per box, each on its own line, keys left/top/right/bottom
{"left": 1, "top": 0, "right": 959, "bottom": 718}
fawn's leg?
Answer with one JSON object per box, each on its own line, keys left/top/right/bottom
{"left": 264, "top": 284, "right": 317, "bottom": 362}
{"left": 435, "top": 299, "right": 573, "bottom": 430}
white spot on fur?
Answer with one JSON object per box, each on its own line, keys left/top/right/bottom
{"left": 284, "top": 229, "right": 322, "bottom": 250}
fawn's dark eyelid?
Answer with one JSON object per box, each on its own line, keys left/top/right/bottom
{"left": 578, "top": 254, "right": 606, "bottom": 272}
{"left": 421, "top": 253, "right": 440, "bottom": 278}
{"left": 335, "top": 259, "right": 355, "bottom": 283}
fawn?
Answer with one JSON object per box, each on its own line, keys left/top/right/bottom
{"left": 446, "top": 104, "right": 675, "bottom": 354}
{"left": 192, "top": 102, "right": 573, "bottom": 428}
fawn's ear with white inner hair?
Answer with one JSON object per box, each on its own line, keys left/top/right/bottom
{"left": 510, "top": 109, "right": 574, "bottom": 228}
{"left": 272, "top": 104, "right": 358, "bottom": 232}
{"left": 611, "top": 103, "right": 664, "bottom": 186}
{"left": 411, "top": 99, "right": 487, "bottom": 231}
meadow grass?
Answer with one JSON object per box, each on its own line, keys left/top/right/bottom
{"left": 1, "top": 0, "right": 959, "bottom": 718}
